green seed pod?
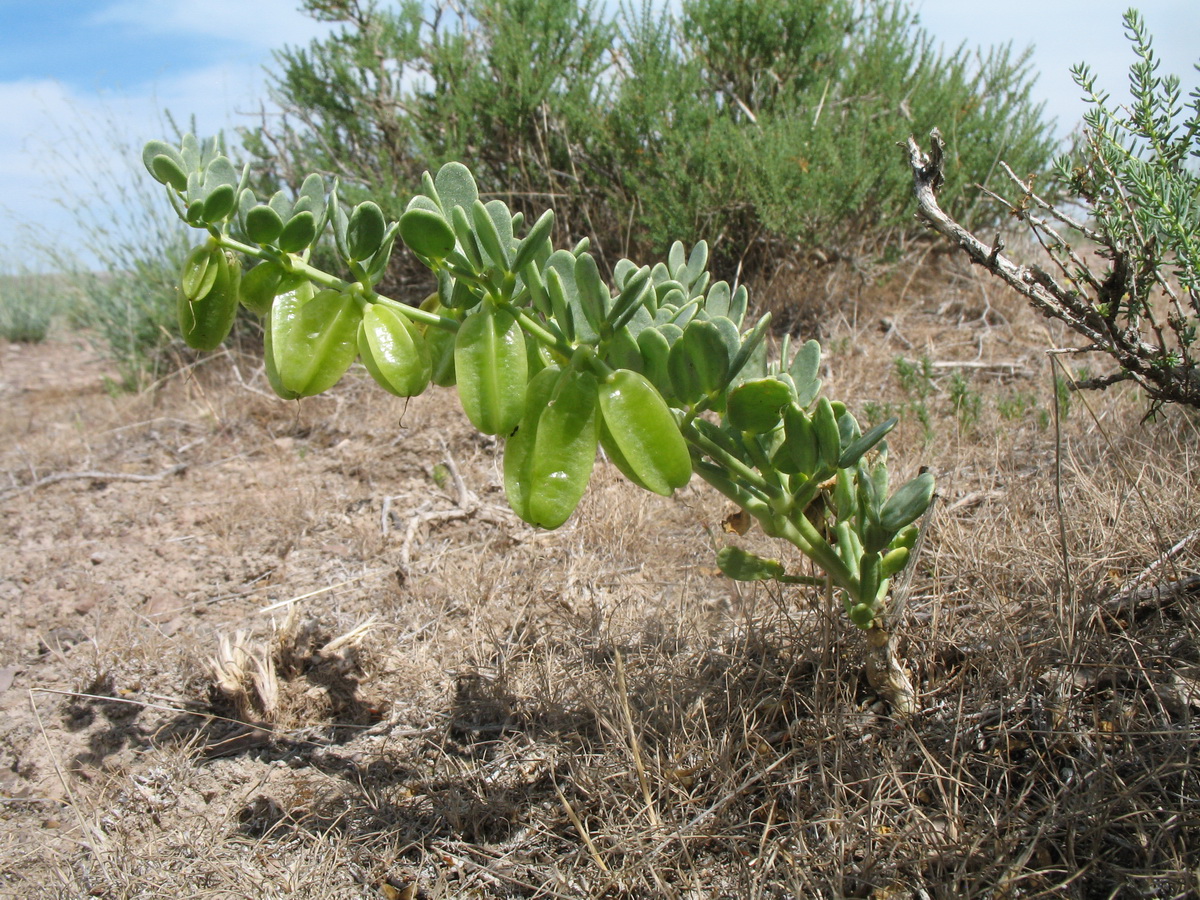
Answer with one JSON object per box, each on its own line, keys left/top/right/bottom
{"left": 505, "top": 365, "right": 560, "bottom": 523}
{"left": 358, "top": 303, "right": 432, "bottom": 397}
{"left": 880, "top": 546, "right": 911, "bottom": 578}
{"left": 400, "top": 207, "right": 456, "bottom": 261}
{"left": 726, "top": 378, "right": 792, "bottom": 434}
{"left": 597, "top": 369, "right": 691, "bottom": 496}
{"left": 454, "top": 303, "right": 528, "bottom": 435}
{"left": 239, "top": 260, "right": 284, "bottom": 317}
{"left": 264, "top": 295, "right": 302, "bottom": 401}
{"left": 180, "top": 242, "right": 218, "bottom": 302}
{"left": 880, "top": 471, "right": 936, "bottom": 534}
{"left": 716, "top": 546, "right": 786, "bottom": 582}
{"left": 270, "top": 286, "right": 363, "bottom": 396}
{"left": 419, "top": 293, "right": 458, "bottom": 387}
{"left": 848, "top": 603, "right": 875, "bottom": 629}
{"left": 840, "top": 417, "right": 898, "bottom": 470}
{"left": 892, "top": 524, "right": 919, "bottom": 550}
{"left": 178, "top": 248, "right": 239, "bottom": 351}
{"left": 245, "top": 205, "right": 285, "bottom": 245}
{"left": 504, "top": 366, "right": 600, "bottom": 529}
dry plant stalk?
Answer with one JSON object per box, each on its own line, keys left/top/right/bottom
{"left": 905, "top": 120, "right": 1198, "bottom": 408}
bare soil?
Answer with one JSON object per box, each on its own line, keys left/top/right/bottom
{"left": 1, "top": 275, "right": 1198, "bottom": 899}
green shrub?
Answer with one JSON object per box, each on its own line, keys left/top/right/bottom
{"left": 20, "top": 106, "right": 259, "bottom": 386}
{"left": 250, "top": 0, "right": 1056, "bottom": 294}
{"left": 0, "top": 268, "right": 66, "bottom": 342}
{"left": 68, "top": 248, "right": 191, "bottom": 388}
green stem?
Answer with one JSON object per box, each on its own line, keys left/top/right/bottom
{"left": 214, "top": 234, "right": 456, "bottom": 332}
{"left": 740, "top": 432, "right": 788, "bottom": 501}
{"left": 513, "top": 307, "right": 577, "bottom": 361}
{"left": 680, "top": 422, "right": 771, "bottom": 496}
{"left": 693, "top": 460, "right": 858, "bottom": 596}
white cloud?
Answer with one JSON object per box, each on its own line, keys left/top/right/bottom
{"left": 0, "top": 63, "right": 279, "bottom": 266}
{"left": 0, "top": 2, "right": 336, "bottom": 266}
{"left": 91, "top": 0, "right": 334, "bottom": 50}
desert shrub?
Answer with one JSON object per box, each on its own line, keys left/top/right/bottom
{"left": 68, "top": 248, "right": 191, "bottom": 388}
{"left": 906, "top": 9, "right": 1200, "bottom": 410}
{"left": 0, "top": 267, "right": 68, "bottom": 342}
{"left": 143, "top": 130, "right": 939, "bottom": 711}
{"left": 248, "top": 0, "right": 1056, "bottom": 295}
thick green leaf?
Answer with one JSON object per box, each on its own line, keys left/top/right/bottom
{"left": 789, "top": 339, "right": 823, "bottom": 408}
{"left": 726, "top": 378, "right": 792, "bottom": 434}
{"left": 574, "top": 252, "right": 608, "bottom": 334}
{"left": 400, "top": 208, "right": 455, "bottom": 260}
{"left": 716, "top": 546, "right": 786, "bottom": 582}
{"left": 668, "top": 318, "right": 730, "bottom": 404}
{"left": 245, "top": 204, "right": 284, "bottom": 245}
{"left": 277, "top": 210, "right": 317, "bottom": 253}
{"left": 838, "top": 417, "right": 897, "bottom": 469}
{"left": 511, "top": 208, "right": 554, "bottom": 274}
{"left": 435, "top": 162, "right": 478, "bottom": 215}
{"left": 348, "top": 201, "right": 387, "bottom": 261}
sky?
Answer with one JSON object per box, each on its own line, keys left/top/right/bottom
{"left": 1, "top": 0, "right": 1197, "bottom": 270}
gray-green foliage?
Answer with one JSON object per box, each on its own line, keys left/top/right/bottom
{"left": 249, "top": 0, "right": 1055, "bottom": 286}
{"left": 1051, "top": 9, "right": 1200, "bottom": 407}
{"left": 915, "top": 10, "right": 1200, "bottom": 411}
{"left": 0, "top": 269, "right": 66, "bottom": 343}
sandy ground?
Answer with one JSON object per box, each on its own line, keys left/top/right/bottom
{"left": 1, "top": 291, "right": 1197, "bottom": 898}
{"left": 0, "top": 333, "right": 739, "bottom": 897}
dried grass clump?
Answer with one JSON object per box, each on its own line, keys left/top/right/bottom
{"left": 204, "top": 607, "right": 387, "bottom": 752}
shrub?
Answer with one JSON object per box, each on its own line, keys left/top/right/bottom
{"left": 0, "top": 267, "right": 66, "bottom": 343}
{"left": 249, "top": 0, "right": 1056, "bottom": 296}
{"left": 143, "top": 133, "right": 937, "bottom": 712}
{"left": 28, "top": 109, "right": 255, "bottom": 387}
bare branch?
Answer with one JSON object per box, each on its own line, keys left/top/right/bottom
{"left": 904, "top": 130, "right": 1200, "bottom": 408}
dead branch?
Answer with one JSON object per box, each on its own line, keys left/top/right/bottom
{"left": 2, "top": 463, "right": 189, "bottom": 500}
{"left": 904, "top": 129, "right": 1200, "bottom": 408}
{"left": 393, "top": 441, "right": 520, "bottom": 578}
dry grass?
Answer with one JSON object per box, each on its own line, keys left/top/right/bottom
{"left": 1, "top": 260, "right": 1197, "bottom": 899}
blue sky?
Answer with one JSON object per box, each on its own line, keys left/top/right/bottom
{"left": 1, "top": 1, "right": 1197, "bottom": 270}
